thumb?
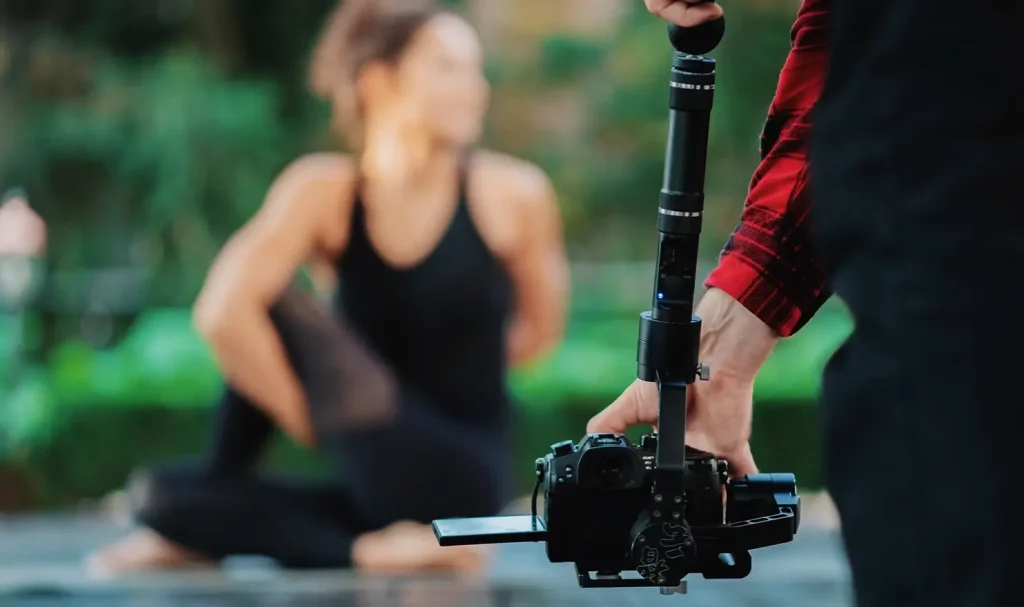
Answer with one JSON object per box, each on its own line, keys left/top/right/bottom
{"left": 586, "top": 380, "right": 658, "bottom": 435}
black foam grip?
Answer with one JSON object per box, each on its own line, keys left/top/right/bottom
{"left": 668, "top": 17, "right": 726, "bottom": 56}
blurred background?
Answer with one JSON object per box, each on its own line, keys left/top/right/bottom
{"left": 0, "top": 0, "right": 849, "bottom": 584}
{"left": 0, "top": 0, "right": 850, "bottom": 514}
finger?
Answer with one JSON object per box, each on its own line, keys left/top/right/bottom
{"left": 656, "top": 1, "right": 724, "bottom": 28}
{"left": 643, "top": 0, "right": 706, "bottom": 14}
{"left": 586, "top": 381, "right": 657, "bottom": 435}
{"left": 644, "top": 0, "right": 673, "bottom": 13}
{"left": 685, "top": 428, "right": 757, "bottom": 478}
{"left": 727, "top": 445, "right": 758, "bottom": 479}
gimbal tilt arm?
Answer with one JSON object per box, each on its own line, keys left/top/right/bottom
{"left": 637, "top": 7, "right": 727, "bottom": 495}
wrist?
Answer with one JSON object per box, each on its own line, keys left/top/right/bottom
{"left": 695, "top": 287, "right": 778, "bottom": 383}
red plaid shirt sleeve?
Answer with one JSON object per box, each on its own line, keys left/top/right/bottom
{"left": 704, "top": 0, "right": 831, "bottom": 337}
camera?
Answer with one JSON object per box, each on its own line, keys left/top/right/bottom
{"left": 433, "top": 432, "right": 800, "bottom": 590}
{"left": 544, "top": 432, "right": 799, "bottom": 585}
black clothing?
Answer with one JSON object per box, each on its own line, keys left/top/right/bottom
{"left": 134, "top": 158, "right": 516, "bottom": 567}
{"left": 337, "top": 166, "right": 514, "bottom": 430}
{"left": 812, "top": 2, "right": 1022, "bottom": 605}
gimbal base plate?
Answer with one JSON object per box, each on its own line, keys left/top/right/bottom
{"left": 660, "top": 583, "right": 688, "bottom": 595}
{"left": 574, "top": 564, "right": 686, "bottom": 590}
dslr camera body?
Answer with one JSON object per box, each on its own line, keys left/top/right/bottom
{"left": 433, "top": 431, "right": 799, "bottom": 592}
{"left": 542, "top": 432, "right": 799, "bottom": 587}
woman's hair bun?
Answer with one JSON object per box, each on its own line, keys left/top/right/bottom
{"left": 309, "top": 0, "right": 438, "bottom": 99}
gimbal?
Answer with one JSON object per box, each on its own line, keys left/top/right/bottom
{"left": 433, "top": 4, "right": 800, "bottom": 595}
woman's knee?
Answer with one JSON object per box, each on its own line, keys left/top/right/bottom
{"left": 127, "top": 462, "right": 206, "bottom": 528}
{"left": 267, "top": 289, "right": 336, "bottom": 356}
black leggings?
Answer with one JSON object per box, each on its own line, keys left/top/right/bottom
{"left": 129, "top": 290, "right": 513, "bottom": 568}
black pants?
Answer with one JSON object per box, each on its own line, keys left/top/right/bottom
{"left": 813, "top": 2, "right": 1022, "bottom": 605}
{"left": 130, "top": 290, "right": 513, "bottom": 568}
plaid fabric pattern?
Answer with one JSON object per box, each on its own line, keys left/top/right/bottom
{"left": 704, "top": 0, "right": 831, "bottom": 337}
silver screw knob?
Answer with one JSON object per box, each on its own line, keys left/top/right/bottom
{"left": 697, "top": 363, "right": 711, "bottom": 381}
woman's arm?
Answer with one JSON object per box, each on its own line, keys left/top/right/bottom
{"left": 193, "top": 154, "right": 352, "bottom": 446}
{"left": 503, "top": 165, "right": 571, "bottom": 367}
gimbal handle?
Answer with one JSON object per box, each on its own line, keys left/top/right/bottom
{"left": 637, "top": 3, "right": 724, "bottom": 485}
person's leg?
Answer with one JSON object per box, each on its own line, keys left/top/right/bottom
{"left": 317, "top": 388, "right": 511, "bottom": 525}
{"left": 203, "top": 285, "right": 396, "bottom": 477}
{"left": 308, "top": 387, "right": 511, "bottom": 573}
{"left": 91, "top": 452, "right": 492, "bottom": 575}
{"left": 267, "top": 288, "right": 515, "bottom": 528}
{"left": 89, "top": 288, "right": 335, "bottom": 574}
{"left": 289, "top": 292, "right": 513, "bottom": 572}
{"left": 93, "top": 287, "right": 500, "bottom": 574}
{"left": 812, "top": 3, "right": 1021, "bottom": 604}
{"left": 89, "top": 462, "right": 368, "bottom": 574}
{"left": 205, "top": 387, "right": 276, "bottom": 475}
{"left": 200, "top": 285, "right": 393, "bottom": 476}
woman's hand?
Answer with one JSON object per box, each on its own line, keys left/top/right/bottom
{"left": 644, "top": 0, "right": 724, "bottom": 28}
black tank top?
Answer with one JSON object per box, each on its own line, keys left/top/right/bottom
{"left": 335, "top": 159, "right": 514, "bottom": 430}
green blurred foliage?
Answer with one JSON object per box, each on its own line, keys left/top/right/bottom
{"left": 1, "top": 0, "right": 800, "bottom": 295}
{"left": 0, "top": 299, "right": 850, "bottom": 459}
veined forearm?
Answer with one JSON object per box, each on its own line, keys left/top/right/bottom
{"left": 696, "top": 287, "right": 779, "bottom": 384}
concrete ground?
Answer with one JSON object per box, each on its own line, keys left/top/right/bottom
{"left": 0, "top": 494, "right": 849, "bottom": 607}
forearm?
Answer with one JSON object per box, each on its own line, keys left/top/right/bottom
{"left": 198, "top": 307, "right": 314, "bottom": 446}
{"left": 507, "top": 317, "right": 561, "bottom": 368}
{"left": 696, "top": 287, "right": 778, "bottom": 384}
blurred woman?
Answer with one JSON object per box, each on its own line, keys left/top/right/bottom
{"left": 88, "top": 0, "right": 568, "bottom": 575}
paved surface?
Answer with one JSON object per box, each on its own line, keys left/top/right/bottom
{"left": 0, "top": 513, "right": 851, "bottom": 606}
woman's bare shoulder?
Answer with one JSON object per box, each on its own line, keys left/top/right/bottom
{"left": 273, "top": 153, "right": 358, "bottom": 203}
{"left": 467, "top": 150, "right": 560, "bottom": 258}
{"left": 268, "top": 153, "right": 359, "bottom": 253}
{"left": 470, "top": 150, "right": 558, "bottom": 230}
{"left": 471, "top": 150, "right": 553, "bottom": 204}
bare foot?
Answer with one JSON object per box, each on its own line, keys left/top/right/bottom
{"left": 85, "top": 529, "right": 214, "bottom": 579}
{"left": 352, "top": 521, "right": 492, "bottom": 575}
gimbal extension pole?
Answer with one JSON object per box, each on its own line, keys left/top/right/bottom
{"left": 636, "top": 7, "right": 726, "bottom": 490}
